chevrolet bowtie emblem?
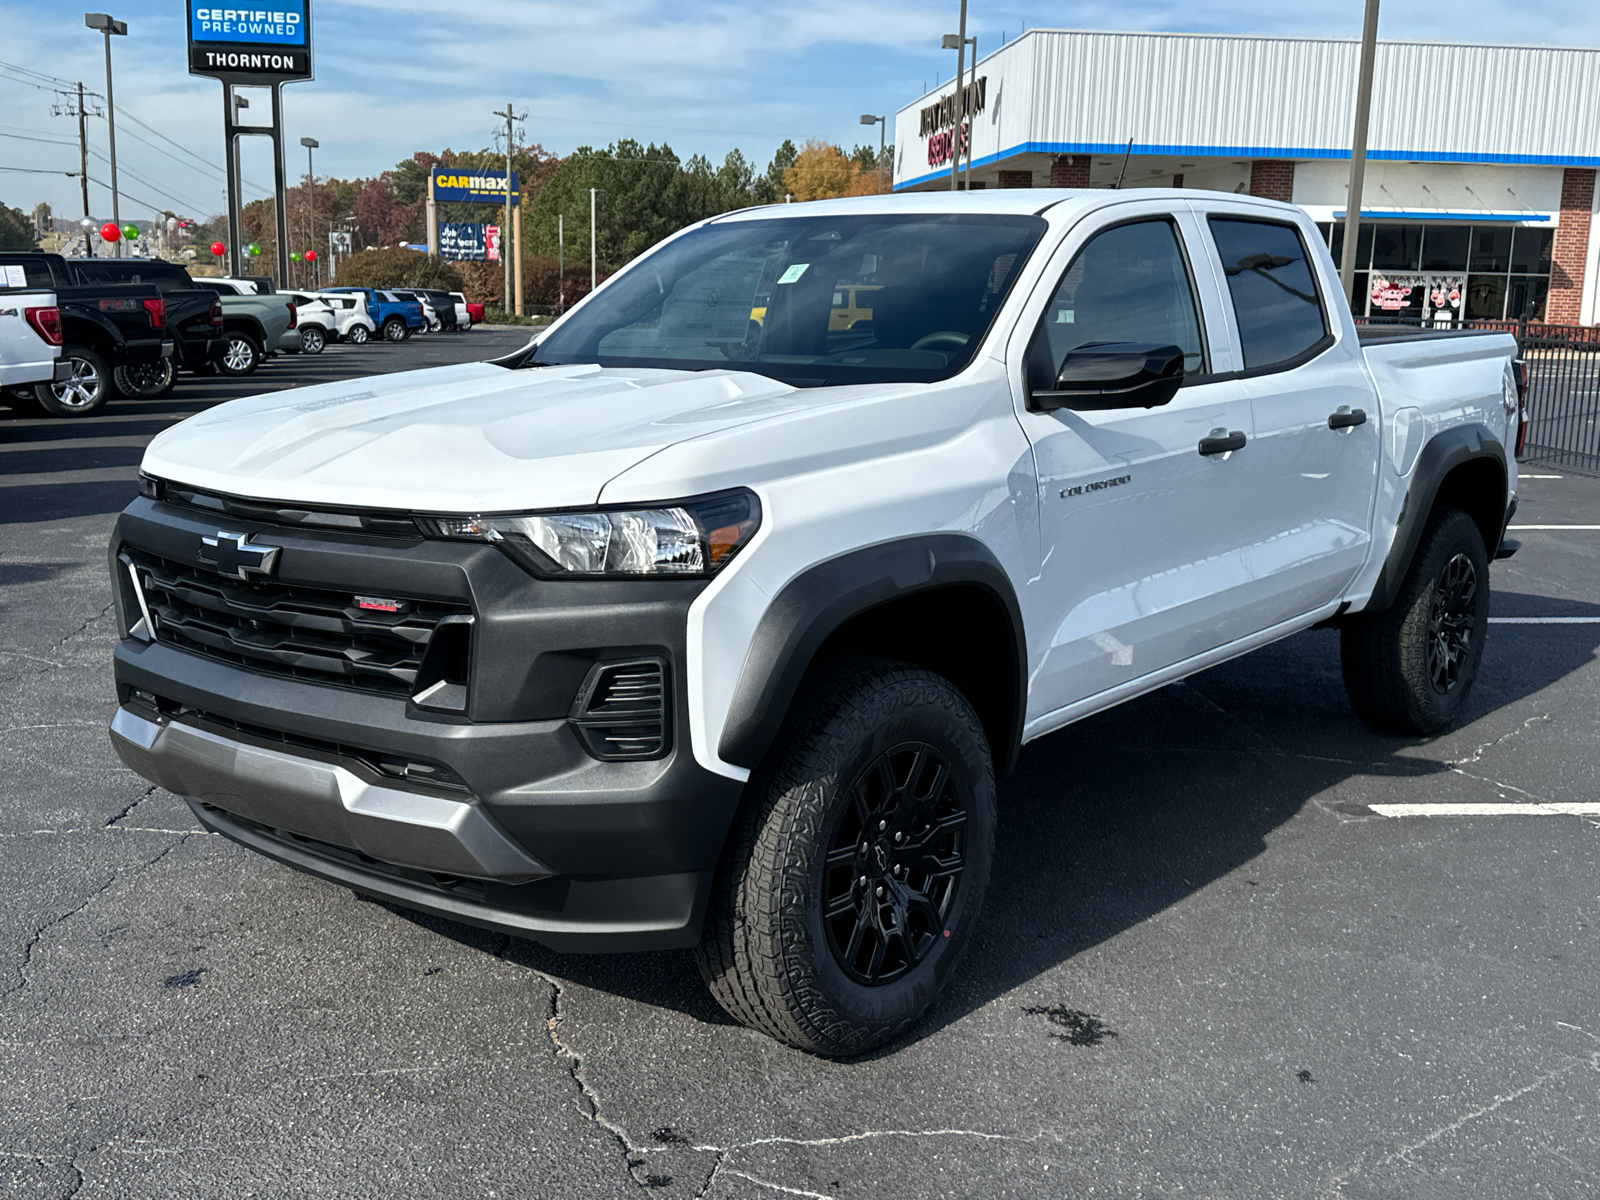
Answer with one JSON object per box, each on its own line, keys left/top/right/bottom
{"left": 198, "top": 531, "right": 280, "bottom": 580}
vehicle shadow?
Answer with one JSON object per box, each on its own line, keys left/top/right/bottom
{"left": 380, "top": 595, "right": 1600, "bottom": 1046}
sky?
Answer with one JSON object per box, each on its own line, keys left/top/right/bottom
{"left": 4, "top": 1, "right": 1600, "bottom": 223}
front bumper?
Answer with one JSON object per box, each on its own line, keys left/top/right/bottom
{"left": 108, "top": 497, "right": 745, "bottom": 951}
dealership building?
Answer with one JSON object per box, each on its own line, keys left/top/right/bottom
{"left": 893, "top": 31, "right": 1600, "bottom": 324}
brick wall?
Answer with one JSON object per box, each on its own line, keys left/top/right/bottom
{"left": 997, "top": 170, "right": 1033, "bottom": 189}
{"left": 1549, "top": 167, "right": 1595, "bottom": 325}
{"left": 1049, "top": 155, "right": 1091, "bottom": 188}
{"left": 1248, "top": 160, "right": 1296, "bottom": 202}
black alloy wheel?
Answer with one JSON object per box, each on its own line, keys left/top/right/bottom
{"left": 1427, "top": 553, "right": 1478, "bottom": 695}
{"left": 113, "top": 357, "right": 176, "bottom": 398}
{"left": 823, "top": 743, "right": 967, "bottom": 986}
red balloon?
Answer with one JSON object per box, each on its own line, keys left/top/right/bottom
{"left": 210, "top": 241, "right": 226, "bottom": 257}
{"left": 100, "top": 221, "right": 121, "bottom": 243}
{"left": 304, "top": 250, "right": 317, "bottom": 262}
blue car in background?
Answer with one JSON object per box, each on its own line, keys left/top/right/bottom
{"left": 323, "top": 287, "right": 424, "bottom": 342}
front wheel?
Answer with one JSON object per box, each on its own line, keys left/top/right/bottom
{"left": 34, "top": 345, "right": 112, "bottom": 416}
{"left": 1341, "top": 506, "right": 1491, "bottom": 735}
{"left": 112, "top": 357, "right": 176, "bottom": 399}
{"left": 381, "top": 317, "right": 408, "bottom": 342}
{"left": 217, "top": 332, "right": 261, "bottom": 376}
{"left": 299, "top": 326, "right": 326, "bottom": 354}
{"left": 347, "top": 324, "right": 370, "bottom": 345}
{"left": 696, "top": 657, "right": 996, "bottom": 1056}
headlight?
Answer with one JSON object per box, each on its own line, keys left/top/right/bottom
{"left": 422, "top": 488, "right": 761, "bottom": 578}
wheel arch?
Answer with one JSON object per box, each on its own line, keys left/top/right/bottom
{"left": 717, "top": 534, "right": 1027, "bottom": 779}
{"left": 1368, "top": 423, "right": 1507, "bottom": 612}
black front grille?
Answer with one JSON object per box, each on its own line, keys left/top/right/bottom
{"left": 127, "top": 549, "right": 470, "bottom": 698}
{"left": 568, "top": 659, "right": 668, "bottom": 760}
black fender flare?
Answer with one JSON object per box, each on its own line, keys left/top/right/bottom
{"left": 1368, "top": 422, "right": 1507, "bottom": 612}
{"left": 717, "top": 533, "right": 1027, "bottom": 776}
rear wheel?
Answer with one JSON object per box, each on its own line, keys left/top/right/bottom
{"left": 347, "top": 324, "right": 370, "bottom": 345}
{"left": 696, "top": 657, "right": 996, "bottom": 1056}
{"left": 217, "top": 332, "right": 261, "bottom": 376}
{"left": 299, "top": 326, "right": 326, "bottom": 354}
{"left": 33, "top": 345, "right": 112, "bottom": 416}
{"left": 382, "top": 317, "right": 408, "bottom": 342}
{"left": 1341, "top": 506, "right": 1491, "bottom": 735}
{"left": 112, "top": 357, "right": 176, "bottom": 398}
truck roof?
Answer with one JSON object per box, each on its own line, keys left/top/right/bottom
{"left": 709, "top": 187, "right": 1302, "bottom": 223}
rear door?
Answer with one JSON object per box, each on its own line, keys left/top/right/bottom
{"left": 1192, "top": 202, "right": 1380, "bottom": 624}
{"left": 1009, "top": 201, "right": 1263, "bottom": 726}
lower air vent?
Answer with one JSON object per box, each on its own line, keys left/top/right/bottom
{"left": 569, "top": 659, "right": 668, "bottom": 761}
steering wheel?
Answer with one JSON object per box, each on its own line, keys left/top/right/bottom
{"left": 910, "top": 330, "right": 970, "bottom": 352}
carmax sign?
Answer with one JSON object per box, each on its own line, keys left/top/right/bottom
{"left": 431, "top": 169, "right": 521, "bottom": 206}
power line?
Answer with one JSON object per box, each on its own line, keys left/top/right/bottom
{"left": 0, "top": 130, "right": 78, "bottom": 148}
{"left": 0, "top": 166, "right": 80, "bottom": 175}
{"left": 86, "top": 146, "right": 215, "bottom": 215}
{"left": 119, "top": 107, "right": 268, "bottom": 192}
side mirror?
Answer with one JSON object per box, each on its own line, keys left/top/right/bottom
{"left": 1030, "top": 342, "right": 1186, "bottom": 412}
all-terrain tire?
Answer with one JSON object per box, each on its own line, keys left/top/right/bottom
{"left": 1341, "top": 506, "right": 1491, "bottom": 735}
{"left": 112, "top": 356, "right": 176, "bottom": 398}
{"left": 695, "top": 657, "right": 996, "bottom": 1056}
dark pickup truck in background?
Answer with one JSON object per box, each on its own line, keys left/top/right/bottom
{"left": 0, "top": 251, "right": 174, "bottom": 417}
{"left": 69, "top": 258, "right": 224, "bottom": 397}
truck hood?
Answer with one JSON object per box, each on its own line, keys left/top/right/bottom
{"left": 141, "top": 362, "right": 802, "bottom": 511}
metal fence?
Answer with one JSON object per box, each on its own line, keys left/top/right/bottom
{"left": 1356, "top": 315, "right": 1600, "bottom": 476}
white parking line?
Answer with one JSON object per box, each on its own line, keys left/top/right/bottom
{"left": 1489, "top": 617, "right": 1600, "bottom": 624}
{"left": 1508, "top": 525, "right": 1600, "bottom": 530}
{"left": 1372, "top": 802, "right": 1600, "bottom": 817}
{"left": 1519, "top": 474, "right": 1564, "bottom": 479}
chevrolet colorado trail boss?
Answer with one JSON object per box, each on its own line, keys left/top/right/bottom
{"left": 108, "top": 192, "right": 1521, "bottom": 1055}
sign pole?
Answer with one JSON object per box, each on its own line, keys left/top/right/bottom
{"left": 426, "top": 173, "right": 438, "bottom": 257}
{"left": 270, "top": 84, "right": 291, "bottom": 287}
{"left": 223, "top": 84, "right": 242, "bottom": 278}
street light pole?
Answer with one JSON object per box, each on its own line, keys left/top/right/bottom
{"left": 300, "top": 136, "right": 318, "bottom": 288}
{"left": 860, "top": 114, "right": 885, "bottom": 192}
{"left": 942, "top": 0, "right": 968, "bottom": 191}
{"left": 1340, "top": 0, "right": 1381, "bottom": 308}
{"left": 589, "top": 187, "right": 600, "bottom": 293}
{"left": 84, "top": 13, "right": 127, "bottom": 256}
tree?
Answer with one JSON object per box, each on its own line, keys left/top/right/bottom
{"left": 753, "top": 139, "right": 798, "bottom": 204}
{"left": 336, "top": 247, "right": 464, "bottom": 291}
{"left": 0, "top": 203, "right": 37, "bottom": 250}
{"left": 783, "top": 140, "right": 881, "bottom": 202}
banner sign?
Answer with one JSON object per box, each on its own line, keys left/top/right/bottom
{"left": 432, "top": 169, "right": 520, "bottom": 206}
{"left": 438, "top": 222, "right": 487, "bottom": 261}
{"left": 187, "top": 1, "right": 313, "bottom": 82}
{"left": 485, "top": 225, "right": 501, "bottom": 262}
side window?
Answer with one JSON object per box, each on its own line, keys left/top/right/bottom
{"left": 1030, "top": 220, "right": 1205, "bottom": 390}
{"left": 1207, "top": 218, "right": 1329, "bottom": 371}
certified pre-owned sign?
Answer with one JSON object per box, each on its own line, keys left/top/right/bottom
{"left": 187, "top": 0, "right": 313, "bottom": 82}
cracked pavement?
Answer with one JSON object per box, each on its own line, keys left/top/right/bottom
{"left": 3, "top": 344, "right": 1598, "bottom": 1198}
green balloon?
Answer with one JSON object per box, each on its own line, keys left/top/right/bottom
{"left": 247, "top": 243, "right": 261, "bottom": 256}
{"left": 122, "top": 224, "right": 139, "bottom": 239}
{"left": 290, "top": 252, "right": 302, "bottom": 262}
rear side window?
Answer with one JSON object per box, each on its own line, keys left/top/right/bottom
{"left": 1207, "top": 218, "right": 1329, "bottom": 370}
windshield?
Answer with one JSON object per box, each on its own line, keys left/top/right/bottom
{"left": 527, "top": 213, "right": 1047, "bottom": 386}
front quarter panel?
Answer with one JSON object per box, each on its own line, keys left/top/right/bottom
{"left": 598, "top": 358, "right": 1039, "bottom": 781}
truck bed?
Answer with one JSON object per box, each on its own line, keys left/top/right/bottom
{"left": 1355, "top": 324, "right": 1510, "bottom": 345}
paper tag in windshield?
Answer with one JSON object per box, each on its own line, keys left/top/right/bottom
{"left": 777, "top": 263, "right": 809, "bottom": 284}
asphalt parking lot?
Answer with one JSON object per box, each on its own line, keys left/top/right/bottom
{"left": 1, "top": 340, "right": 1597, "bottom": 1199}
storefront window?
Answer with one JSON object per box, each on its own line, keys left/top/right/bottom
{"left": 1421, "top": 226, "right": 1469, "bottom": 271}
{"left": 1318, "top": 220, "right": 1552, "bottom": 321}
{"left": 1510, "top": 228, "right": 1553, "bottom": 274}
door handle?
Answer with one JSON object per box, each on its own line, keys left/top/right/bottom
{"left": 1327, "top": 407, "right": 1367, "bottom": 430}
{"left": 1198, "top": 429, "right": 1247, "bottom": 456}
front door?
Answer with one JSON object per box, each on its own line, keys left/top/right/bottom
{"left": 1011, "top": 208, "right": 1262, "bottom": 729}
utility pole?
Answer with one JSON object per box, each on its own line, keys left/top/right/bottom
{"left": 85, "top": 13, "right": 127, "bottom": 256}
{"left": 589, "top": 187, "right": 600, "bottom": 293}
{"left": 496, "top": 102, "right": 515, "bottom": 314}
{"left": 300, "top": 136, "right": 318, "bottom": 288}
{"left": 964, "top": 36, "right": 976, "bottom": 192}
{"left": 1340, "top": 0, "right": 1381, "bottom": 307}
{"left": 557, "top": 213, "right": 564, "bottom": 311}
{"left": 75, "top": 83, "right": 91, "bottom": 238}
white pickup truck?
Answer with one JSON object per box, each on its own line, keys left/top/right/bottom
{"left": 0, "top": 283, "right": 67, "bottom": 393}
{"left": 108, "top": 191, "right": 1521, "bottom": 1055}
